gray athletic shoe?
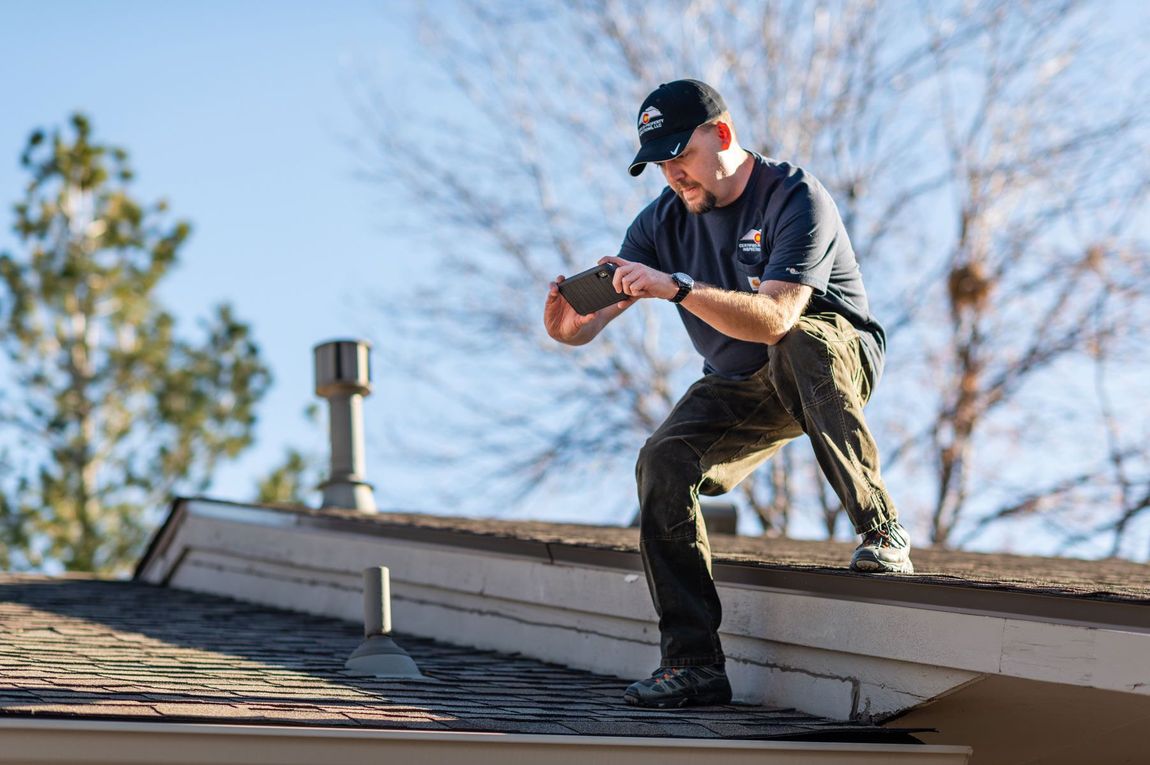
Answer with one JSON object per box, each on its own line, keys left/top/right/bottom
{"left": 850, "top": 519, "right": 914, "bottom": 573}
{"left": 623, "top": 664, "right": 732, "bottom": 708}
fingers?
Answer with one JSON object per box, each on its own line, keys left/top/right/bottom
{"left": 591, "top": 259, "right": 650, "bottom": 296}
{"left": 548, "top": 274, "right": 566, "bottom": 297}
{"left": 612, "top": 266, "right": 627, "bottom": 294}
{"left": 545, "top": 278, "right": 565, "bottom": 317}
{"left": 611, "top": 262, "right": 658, "bottom": 298}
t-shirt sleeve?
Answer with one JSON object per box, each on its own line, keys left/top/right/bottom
{"left": 616, "top": 203, "right": 660, "bottom": 269}
{"left": 760, "top": 179, "right": 841, "bottom": 295}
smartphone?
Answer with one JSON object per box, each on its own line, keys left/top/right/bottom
{"left": 557, "top": 263, "right": 629, "bottom": 315}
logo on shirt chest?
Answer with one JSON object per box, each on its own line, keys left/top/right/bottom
{"left": 738, "top": 228, "right": 763, "bottom": 253}
{"left": 738, "top": 228, "right": 764, "bottom": 290}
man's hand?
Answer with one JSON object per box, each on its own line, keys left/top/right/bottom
{"left": 544, "top": 274, "right": 633, "bottom": 346}
{"left": 598, "top": 256, "right": 678, "bottom": 300}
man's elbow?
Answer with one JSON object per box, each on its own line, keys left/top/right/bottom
{"left": 762, "top": 320, "right": 799, "bottom": 346}
{"left": 754, "top": 282, "right": 811, "bottom": 346}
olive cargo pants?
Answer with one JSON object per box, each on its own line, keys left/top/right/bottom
{"left": 636, "top": 312, "right": 897, "bottom": 666}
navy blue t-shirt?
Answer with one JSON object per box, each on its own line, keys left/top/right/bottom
{"left": 618, "top": 154, "right": 886, "bottom": 383}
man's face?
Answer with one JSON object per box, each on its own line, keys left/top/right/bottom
{"left": 658, "top": 124, "right": 722, "bottom": 214}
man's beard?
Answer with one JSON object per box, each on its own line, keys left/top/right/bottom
{"left": 676, "top": 185, "right": 717, "bottom": 214}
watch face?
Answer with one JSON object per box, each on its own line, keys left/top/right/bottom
{"left": 673, "top": 272, "right": 694, "bottom": 288}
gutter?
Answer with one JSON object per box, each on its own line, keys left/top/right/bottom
{"left": 0, "top": 719, "right": 972, "bottom": 765}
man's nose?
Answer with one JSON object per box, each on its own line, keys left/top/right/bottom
{"left": 662, "top": 160, "right": 684, "bottom": 182}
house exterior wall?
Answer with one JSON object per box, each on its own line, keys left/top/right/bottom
{"left": 138, "top": 501, "right": 1150, "bottom": 722}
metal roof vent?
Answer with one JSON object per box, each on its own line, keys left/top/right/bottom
{"left": 314, "top": 339, "right": 377, "bottom": 512}
{"left": 345, "top": 567, "right": 423, "bottom": 678}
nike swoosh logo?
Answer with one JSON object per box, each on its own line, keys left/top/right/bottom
{"left": 670, "top": 143, "right": 681, "bottom": 155}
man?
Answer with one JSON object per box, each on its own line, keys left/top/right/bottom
{"left": 543, "top": 80, "right": 912, "bottom": 708}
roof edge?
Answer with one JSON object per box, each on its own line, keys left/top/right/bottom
{"left": 134, "top": 497, "right": 188, "bottom": 581}
{"left": 135, "top": 498, "right": 1150, "bottom": 634}
{"left": 0, "top": 718, "right": 973, "bottom": 765}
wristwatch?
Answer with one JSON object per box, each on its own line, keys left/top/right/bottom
{"left": 669, "top": 272, "right": 694, "bottom": 304}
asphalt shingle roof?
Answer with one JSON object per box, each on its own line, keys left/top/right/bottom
{"left": 271, "top": 505, "right": 1150, "bottom": 604}
{"left": 0, "top": 575, "right": 919, "bottom": 742}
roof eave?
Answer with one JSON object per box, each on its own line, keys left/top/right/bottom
{"left": 0, "top": 718, "right": 973, "bottom": 765}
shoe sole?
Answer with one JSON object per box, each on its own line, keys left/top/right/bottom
{"left": 623, "top": 690, "right": 732, "bottom": 709}
{"left": 851, "top": 557, "right": 914, "bottom": 574}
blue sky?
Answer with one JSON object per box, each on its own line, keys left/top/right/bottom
{"left": 2, "top": 1, "right": 1149, "bottom": 557}
{"left": 0, "top": 1, "right": 418, "bottom": 504}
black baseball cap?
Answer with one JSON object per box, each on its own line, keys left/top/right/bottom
{"left": 629, "top": 79, "right": 727, "bottom": 177}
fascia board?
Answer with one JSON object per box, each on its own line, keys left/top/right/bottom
{"left": 142, "top": 499, "right": 1150, "bottom": 634}
{"left": 0, "top": 719, "right": 973, "bottom": 765}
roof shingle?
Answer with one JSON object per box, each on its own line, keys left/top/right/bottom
{"left": 0, "top": 575, "right": 921, "bottom": 743}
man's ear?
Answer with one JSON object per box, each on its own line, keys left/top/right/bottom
{"left": 715, "top": 122, "right": 732, "bottom": 150}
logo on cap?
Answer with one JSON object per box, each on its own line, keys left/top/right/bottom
{"left": 638, "top": 106, "right": 664, "bottom": 136}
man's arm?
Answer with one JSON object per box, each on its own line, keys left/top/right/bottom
{"left": 543, "top": 274, "right": 634, "bottom": 346}
{"left": 598, "top": 256, "right": 811, "bottom": 345}
{"left": 681, "top": 280, "right": 812, "bottom": 345}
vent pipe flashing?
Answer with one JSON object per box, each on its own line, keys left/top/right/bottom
{"left": 344, "top": 567, "right": 423, "bottom": 678}
{"left": 314, "top": 339, "right": 376, "bottom": 512}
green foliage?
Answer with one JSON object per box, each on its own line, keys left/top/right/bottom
{"left": 254, "top": 404, "right": 323, "bottom": 507}
{"left": 255, "top": 447, "right": 322, "bottom": 507}
{"left": 0, "top": 113, "right": 271, "bottom": 573}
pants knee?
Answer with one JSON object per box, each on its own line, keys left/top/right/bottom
{"left": 637, "top": 436, "right": 699, "bottom": 483}
{"left": 636, "top": 436, "right": 704, "bottom": 538}
{"left": 768, "top": 325, "right": 831, "bottom": 410}
{"left": 770, "top": 323, "right": 823, "bottom": 371}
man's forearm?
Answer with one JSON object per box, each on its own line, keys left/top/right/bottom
{"left": 554, "top": 301, "right": 630, "bottom": 346}
{"left": 679, "top": 282, "right": 810, "bottom": 345}
{"left": 594, "top": 257, "right": 810, "bottom": 346}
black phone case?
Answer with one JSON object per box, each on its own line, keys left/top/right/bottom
{"left": 557, "top": 263, "right": 628, "bottom": 315}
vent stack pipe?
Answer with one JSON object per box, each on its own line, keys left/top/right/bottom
{"left": 344, "top": 567, "right": 422, "bottom": 678}
{"left": 314, "top": 339, "right": 377, "bottom": 512}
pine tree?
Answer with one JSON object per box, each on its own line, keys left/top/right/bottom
{"left": 0, "top": 113, "right": 271, "bottom": 573}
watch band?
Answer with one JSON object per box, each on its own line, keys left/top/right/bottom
{"left": 669, "top": 273, "right": 693, "bottom": 304}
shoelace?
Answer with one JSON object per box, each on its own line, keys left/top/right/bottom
{"left": 866, "top": 521, "right": 906, "bottom": 548}
{"left": 652, "top": 666, "right": 717, "bottom": 684}
{"left": 650, "top": 667, "right": 687, "bottom": 681}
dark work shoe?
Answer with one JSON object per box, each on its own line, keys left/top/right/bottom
{"left": 850, "top": 519, "right": 914, "bottom": 573}
{"left": 623, "top": 664, "right": 732, "bottom": 708}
